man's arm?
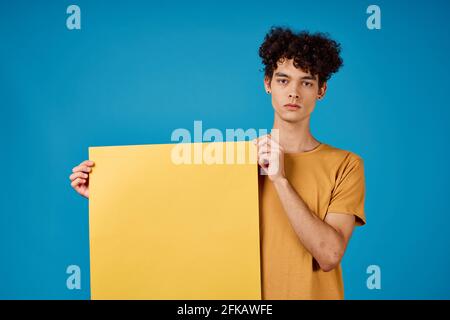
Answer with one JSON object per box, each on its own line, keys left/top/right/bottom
{"left": 272, "top": 177, "right": 355, "bottom": 272}
{"left": 255, "top": 135, "right": 356, "bottom": 272}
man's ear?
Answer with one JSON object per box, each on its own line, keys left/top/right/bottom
{"left": 264, "top": 76, "right": 271, "bottom": 93}
{"left": 318, "top": 82, "right": 327, "bottom": 99}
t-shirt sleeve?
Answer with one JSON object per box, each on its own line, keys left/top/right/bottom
{"left": 327, "top": 155, "right": 366, "bottom": 226}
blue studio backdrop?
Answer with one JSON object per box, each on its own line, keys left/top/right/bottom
{"left": 1, "top": 0, "right": 449, "bottom": 299}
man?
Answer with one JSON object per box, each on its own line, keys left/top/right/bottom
{"left": 255, "top": 27, "right": 365, "bottom": 299}
{"left": 69, "top": 26, "right": 365, "bottom": 300}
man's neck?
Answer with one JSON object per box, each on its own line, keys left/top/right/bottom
{"left": 272, "top": 115, "right": 321, "bottom": 153}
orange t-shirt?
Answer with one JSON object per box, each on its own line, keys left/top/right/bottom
{"left": 259, "top": 142, "right": 366, "bottom": 300}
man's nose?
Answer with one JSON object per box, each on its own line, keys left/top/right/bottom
{"left": 288, "top": 92, "right": 300, "bottom": 99}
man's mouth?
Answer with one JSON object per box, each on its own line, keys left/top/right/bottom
{"left": 283, "top": 103, "right": 301, "bottom": 110}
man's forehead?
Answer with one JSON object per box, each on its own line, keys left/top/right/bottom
{"left": 275, "top": 58, "right": 317, "bottom": 79}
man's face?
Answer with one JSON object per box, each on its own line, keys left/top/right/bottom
{"left": 265, "top": 58, "right": 326, "bottom": 124}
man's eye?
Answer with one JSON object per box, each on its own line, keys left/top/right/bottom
{"left": 277, "top": 79, "right": 288, "bottom": 84}
{"left": 303, "top": 82, "right": 313, "bottom": 87}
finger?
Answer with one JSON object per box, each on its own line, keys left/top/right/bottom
{"left": 71, "top": 178, "right": 86, "bottom": 188}
{"left": 264, "top": 139, "right": 283, "bottom": 153}
{"left": 258, "top": 160, "right": 269, "bottom": 169}
{"left": 258, "top": 151, "right": 270, "bottom": 160}
{"left": 265, "top": 136, "right": 281, "bottom": 148}
{"left": 258, "top": 134, "right": 270, "bottom": 140}
{"left": 263, "top": 153, "right": 280, "bottom": 166}
{"left": 257, "top": 139, "right": 271, "bottom": 151}
{"left": 255, "top": 134, "right": 270, "bottom": 145}
{"left": 69, "top": 172, "right": 89, "bottom": 181}
{"left": 258, "top": 147, "right": 271, "bottom": 156}
{"left": 80, "top": 160, "right": 95, "bottom": 167}
{"left": 258, "top": 154, "right": 271, "bottom": 167}
{"left": 259, "top": 142, "right": 278, "bottom": 155}
{"left": 258, "top": 138, "right": 271, "bottom": 148}
{"left": 256, "top": 135, "right": 284, "bottom": 153}
{"left": 72, "top": 165, "right": 92, "bottom": 173}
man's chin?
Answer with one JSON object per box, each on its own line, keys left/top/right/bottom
{"left": 277, "top": 112, "right": 307, "bottom": 124}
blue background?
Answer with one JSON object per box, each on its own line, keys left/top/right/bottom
{"left": 1, "top": 0, "right": 449, "bottom": 299}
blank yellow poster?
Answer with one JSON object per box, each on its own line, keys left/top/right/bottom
{"left": 88, "top": 141, "right": 261, "bottom": 300}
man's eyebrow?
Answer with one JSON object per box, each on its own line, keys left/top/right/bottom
{"left": 274, "top": 72, "right": 317, "bottom": 81}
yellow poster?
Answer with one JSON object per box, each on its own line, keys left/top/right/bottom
{"left": 88, "top": 141, "right": 261, "bottom": 299}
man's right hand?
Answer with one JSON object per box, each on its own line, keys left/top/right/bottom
{"left": 69, "top": 160, "right": 95, "bottom": 199}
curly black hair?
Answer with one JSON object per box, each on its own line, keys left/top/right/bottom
{"left": 258, "top": 26, "right": 343, "bottom": 87}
